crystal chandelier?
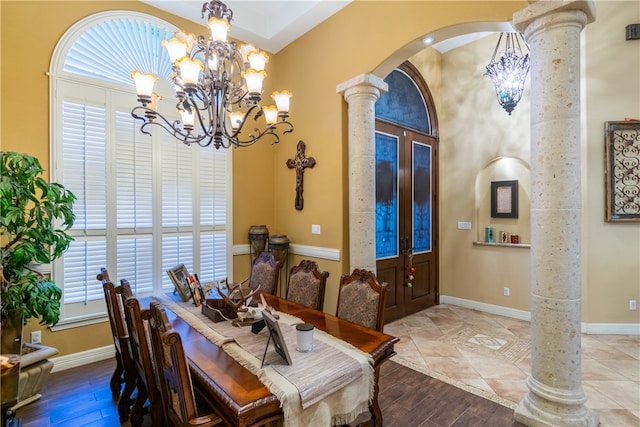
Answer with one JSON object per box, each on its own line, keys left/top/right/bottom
{"left": 131, "top": 0, "right": 294, "bottom": 149}
{"left": 484, "top": 32, "right": 530, "bottom": 115}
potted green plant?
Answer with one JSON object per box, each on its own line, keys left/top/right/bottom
{"left": 1, "top": 151, "right": 76, "bottom": 327}
{"left": 1, "top": 151, "right": 76, "bottom": 415}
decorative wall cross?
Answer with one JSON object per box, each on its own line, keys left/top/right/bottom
{"left": 286, "top": 140, "right": 316, "bottom": 210}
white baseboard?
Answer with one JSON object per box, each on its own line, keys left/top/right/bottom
{"left": 50, "top": 345, "right": 114, "bottom": 372}
{"left": 581, "top": 322, "right": 640, "bottom": 335}
{"left": 440, "top": 295, "right": 640, "bottom": 335}
{"left": 440, "top": 295, "right": 531, "bottom": 321}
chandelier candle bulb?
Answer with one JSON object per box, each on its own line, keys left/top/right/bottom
{"left": 177, "top": 57, "right": 203, "bottom": 87}
{"left": 248, "top": 51, "right": 269, "bottom": 71}
{"left": 180, "top": 109, "right": 195, "bottom": 128}
{"left": 263, "top": 106, "right": 279, "bottom": 125}
{"left": 244, "top": 69, "right": 266, "bottom": 95}
{"left": 161, "top": 38, "right": 188, "bottom": 62}
{"left": 130, "top": 0, "right": 294, "bottom": 149}
{"left": 272, "top": 91, "right": 292, "bottom": 114}
{"left": 208, "top": 16, "right": 230, "bottom": 42}
{"left": 131, "top": 71, "right": 158, "bottom": 98}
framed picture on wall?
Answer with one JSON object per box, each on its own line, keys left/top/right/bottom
{"left": 491, "top": 180, "right": 518, "bottom": 218}
{"left": 604, "top": 121, "right": 640, "bottom": 222}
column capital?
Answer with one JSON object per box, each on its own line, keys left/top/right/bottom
{"left": 336, "top": 73, "right": 388, "bottom": 102}
{"left": 514, "top": 0, "right": 596, "bottom": 33}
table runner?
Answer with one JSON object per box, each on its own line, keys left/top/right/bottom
{"left": 155, "top": 295, "right": 374, "bottom": 426}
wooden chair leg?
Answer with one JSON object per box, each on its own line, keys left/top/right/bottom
{"left": 109, "top": 351, "right": 125, "bottom": 400}
{"left": 149, "top": 397, "right": 165, "bottom": 426}
{"left": 129, "top": 377, "right": 148, "bottom": 427}
{"left": 117, "top": 368, "right": 137, "bottom": 421}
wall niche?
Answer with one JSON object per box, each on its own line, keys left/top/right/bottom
{"left": 474, "top": 156, "right": 531, "bottom": 246}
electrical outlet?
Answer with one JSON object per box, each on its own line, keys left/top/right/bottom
{"left": 630, "top": 300, "right": 637, "bottom": 311}
{"left": 31, "top": 330, "right": 42, "bottom": 344}
{"left": 311, "top": 224, "right": 321, "bottom": 234}
{"left": 503, "top": 287, "right": 510, "bottom": 296}
{"left": 457, "top": 221, "right": 472, "bottom": 230}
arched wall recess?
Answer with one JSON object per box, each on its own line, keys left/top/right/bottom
{"left": 474, "top": 156, "right": 531, "bottom": 244}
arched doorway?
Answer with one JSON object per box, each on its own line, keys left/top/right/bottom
{"left": 375, "top": 61, "right": 439, "bottom": 323}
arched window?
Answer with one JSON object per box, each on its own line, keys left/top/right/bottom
{"left": 50, "top": 11, "right": 231, "bottom": 327}
{"left": 375, "top": 68, "right": 432, "bottom": 135}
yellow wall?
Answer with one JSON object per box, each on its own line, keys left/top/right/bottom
{"left": 269, "top": 0, "right": 526, "bottom": 312}
{"left": 433, "top": 32, "right": 533, "bottom": 311}
{"left": 583, "top": 0, "right": 640, "bottom": 323}
{"left": 3, "top": 0, "right": 638, "bottom": 357}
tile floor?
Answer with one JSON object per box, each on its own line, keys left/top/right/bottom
{"left": 385, "top": 304, "right": 640, "bottom": 427}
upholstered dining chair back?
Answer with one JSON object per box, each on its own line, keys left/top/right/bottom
{"left": 336, "top": 269, "right": 388, "bottom": 332}
{"left": 98, "top": 268, "right": 136, "bottom": 421}
{"left": 286, "top": 259, "right": 329, "bottom": 310}
{"left": 148, "top": 301, "right": 222, "bottom": 427}
{"left": 120, "top": 279, "right": 164, "bottom": 426}
{"left": 243, "top": 252, "right": 281, "bottom": 297}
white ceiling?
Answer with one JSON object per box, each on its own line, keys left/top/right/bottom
{"left": 141, "top": 0, "right": 352, "bottom": 53}
{"left": 142, "top": 0, "right": 505, "bottom": 54}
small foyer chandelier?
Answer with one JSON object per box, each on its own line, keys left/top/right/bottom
{"left": 131, "top": 0, "right": 293, "bottom": 149}
{"left": 484, "top": 32, "right": 530, "bottom": 115}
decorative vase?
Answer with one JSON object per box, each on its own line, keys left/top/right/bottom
{"left": 268, "top": 235, "right": 290, "bottom": 267}
{"left": 248, "top": 225, "right": 269, "bottom": 261}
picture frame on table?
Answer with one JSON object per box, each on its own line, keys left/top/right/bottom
{"left": 166, "top": 264, "right": 191, "bottom": 302}
{"left": 188, "top": 275, "right": 205, "bottom": 307}
{"left": 604, "top": 121, "right": 640, "bottom": 222}
{"left": 491, "top": 180, "right": 519, "bottom": 219}
{"left": 261, "top": 310, "right": 293, "bottom": 366}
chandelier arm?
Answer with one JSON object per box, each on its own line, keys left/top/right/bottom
{"left": 224, "top": 121, "right": 294, "bottom": 147}
{"left": 132, "top": 106, "right": 219, "bottom": 146}
{"left": 223, "top": 104, "right": 262, "bottom": 139}
{"left": 490, "top": 32, "right": 504, "bottom": 62}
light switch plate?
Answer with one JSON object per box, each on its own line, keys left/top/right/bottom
{"left": 457, "top": 221, "right": 472, "bottom": 230}
{"left": 311, "top": 224, "right": 321, "bottom": 234}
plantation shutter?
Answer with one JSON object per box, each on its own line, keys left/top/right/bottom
{"left": 57, "top": 83, "right": 110, "bottom": 320}
{"left": 50, "top": 13, "right": 231, "bottom": 326}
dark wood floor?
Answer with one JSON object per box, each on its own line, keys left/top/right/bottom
{"left": 13, "top": 358, "right": 525, "bottom": 426}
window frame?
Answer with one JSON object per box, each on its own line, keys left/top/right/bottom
{"left": 49, "top": 11, "right": 233, "bottom": 330}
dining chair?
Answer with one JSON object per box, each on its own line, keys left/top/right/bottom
{"left": 285, "top": 259, "right": 329, "bottom": 310}
{"left": 336, "top": 269, "right": 388, "bottom": 332}
{"left": 147, "top": 301, "right": 224, "bottom": 427}
{"left": 120, "top": 279, "right": 164, "bottom": 427}
{"left": 98, "top": 268, "right": 137, "bottom": 421}
{"left": 239, "top": 251, "right": 281, "bottom": 299}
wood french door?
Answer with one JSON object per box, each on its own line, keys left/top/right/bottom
{"left": 375, "top": 120, "right": 438, "bottom": 323}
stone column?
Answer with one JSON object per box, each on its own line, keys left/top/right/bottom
{"left": 513, "top": 1, "right": 598, "bottom": 426}
{"left": 336, "top": 74, "right": 388, "bottom": 273}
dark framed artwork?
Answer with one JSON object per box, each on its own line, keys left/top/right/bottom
{"left": 604, "top": 121, "right": 640, "bottom": 222}
{"left": 261, "top": 310, "right": 292, "bottom": 366}
{"left": 166, "top": 264, "right": 191, "bottom": 302}
{"left": 491, "top": 180, "right": 518, "bottom": 218}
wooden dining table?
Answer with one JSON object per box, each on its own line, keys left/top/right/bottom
{"left": 154, "top": 293, "right": 398, "bottom": 427}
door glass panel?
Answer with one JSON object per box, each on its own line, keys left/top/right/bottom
{"left": 375, "top": 70, "right": 430, "bottom": 134}
{"left": 375, "top": 132, "right": 399, "bottom": 259}
{"left": 413, "top": 141, "right": 432, "bottom": 253}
